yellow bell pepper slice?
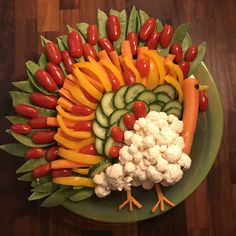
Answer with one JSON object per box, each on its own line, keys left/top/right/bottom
{"left": 56, "top": 105, "right": 95, "bottom": 121}
{"left": 58, "top": 148, "right": 105, "bottom": 164}
{"left": 173, "top": 64, "right": 184, "bottom": 87}
{"left": 99, "top": 59, "right": 125, "bottom": 85}
{"left": 164, "top": 75, "right": 183, "bottom": 103}
{"left": 72, "top": 168, "right": 89, "bottom": 175}
{"left": 57, "top": 115, "right": 92, "bottom": 139}
{"left": 51, "top": 159, "right": 89, "bottom": 169}
{"left": 73, "top": 67, "right": 103, "bottom": 101}
{"left": 146, "top": 59, "right": 159, "bottom": 90}
{"left": 165, "top": 60, "right": 177, "bottom": 78}
{"left": 122, "top": 56, "right": 141, "bottom": 83}
{"left": 53, "top": 177, "right": 95, "bottom": 187}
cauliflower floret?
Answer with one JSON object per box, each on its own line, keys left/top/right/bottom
{"left": 161, "top": 164, "right": 183, "bottom": 186}
{"left": 142, "top": 180, "right": 154, "bottom": 190}
{"left": 146, "top": 111, "right": 160, "bottom": 121}
{"left": 133, "top": 152, "right": 143, "bottom": 164}
{"left": 128, "top": 144, "right": 139, "bottom": 155}
{"left": 93, "top": 172, "right": 108, "bottom": 186}
{"left": 124, "top": 130, "right": 134, "bottom": 145}
{"left": 147, "top": 145, "right": 161, "bottom": 161}
{"left": 143, "top": 158, "right": 151, "bottom": 166}
{"left": 119, "top": 146, "right": 133, "bottom": 163}
{"left": 144, "top": 121, "right": 159, "bottom": 137}
{"left": 167, "top": 114, "right": 178, "bottom": 124}
{"left": 132, "top": 177, "right": 142, "bottom": 187}
{"left": 178, "top": 153, "right": 192, "bottom": 170}
{"left": 156, "top": 156, "right": 169, "bottom": 172}
{"left": 173, "top": 136, "right": 185, "bottom": 150}
{"left": 163, "top": 144, "right": 182, "bottom": 163}
{"left": 146, "top": 165, "right": 163, "bottom": 183}
{"left": 158, "top": 127, "right": 177, "bottom": 145}
{"left": 135, "top": 117, "right": 148, "bottom": 129}
{"left": 138, "top": 160, "right": 148, "bottom": 171}
{"left": 124, "top": 162, "right": 136, "bottom": 174}
{"left": 142, "top": 135, "right": 155, "bottom": 149}
{"left": 139, "top": 171, "right": 147, "bottom": 182}
{"left": 170, "top": 119, "right": 183, "bottom": 133}
{"left": 159, "top": 145, "right": 167, "bottom": 152}
{"left": 131, "top": 134, "right": 143, "bottom": 149}
{"left": 123, "top": 176, "right": 133, "bottom": 191}
{"left": 95, "top": 185, "right": 111, "bottom": 198}
{"left": 105, "top": 163, "right": 124, "bottom": 179}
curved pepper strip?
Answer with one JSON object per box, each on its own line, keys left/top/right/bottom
{"left": 72, "top": 168, "right": 89, "bottom": 175}
{"left": 173, "top": 64, "right": 184, "bottom": 87}
{"left": 82, "top": 73, "right": 104, "bottom": 92}
{"left": 165, "top": 60, "right": 177, "bottom": 78}
{"left": 51, "top": 159, "right": 89, "bottom": 169}
{"left": 56, "top": 105, "right": 95, "bottom": 121}
{"left": 57, "top": 97, "right": 73, "bottom": 111}
{"left": 57, "top": 115, "right": 92, "bottom": 139}
{"left": 58, "top": 147, "right": 105, "bottom": 164}
{"left": 164, "top": 75, "right": 183, "bottom": 103}
{"left": 146, "top": 59, "right": 159, "bottom": 89}
{"left": 53, "top": 176, "right": 95, "bottom": 187}
{"left": 73, "top": 67, "right": 103, "bottom": 101}
{"left": 122, "top": 56, "right": 141, "bottom": 83}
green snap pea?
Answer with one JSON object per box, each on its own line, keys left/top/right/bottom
{"left": 60, "top": 35, "right": 69, "bottom": 49}
{"left": 28, "top": 191, "right": 51, "bottom": 201}
{"left": 12, "top": 80, "right": 34, "bottom": 94}
{"left": 56, "top": 38, "right": 68, "bottom": 76}
{"left": 38, "top": 53, "right": 47, "bottom": 68}
{"left": 0, "top": 143, "right": 28, "bottom": 157}
{"left": 40, "top": 36, "right": 50, "bottom": 47}
{"left": 156, "top": 19, "right": 163, "bottom": 32}
{"left": 30, "top": 175, "right": 51, "bottom": 188}
{"left": 69, "top": 187, "right": 94, "bottom": 202}
{"left": 77, "top": 22, "right": 89, "bottom": 39}
{"left": 17, "top": 172, "right": 34, "bottom": 181}
{"left": 138, "top": 9, "right": 149, "bottom": 46}
{"left": 182, "top": 32, "right": 192, "bottom": 53}
{"left": 16, "top": 157, "right": 48, "bottom": 173}
{"left": 31, "top": 181, "right": 59, "bottom": 193}
{"left": 97, "top": 9, "right": 108, "bottom": 39}
{"left": 67, "top": 25, "right": 86, "bottom": 44}
{"left": 6, "top": 115, "right": 29, "bottom": 124}
{"left": 127, "top": 6, "right": 138, "bottom": 34}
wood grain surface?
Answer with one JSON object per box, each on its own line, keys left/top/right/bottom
{"left": 0, "top": 0, "right": 235, "bottom": 235}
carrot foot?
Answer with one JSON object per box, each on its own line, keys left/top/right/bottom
{"left": 151, "top": 184, "right": 175, "bottom": 213}
{"left": 118, "top": 190, "right": 143, "bottom": 211}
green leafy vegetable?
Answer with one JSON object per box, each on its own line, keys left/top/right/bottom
{"left": 16, "top": 157, "right": 48, "bottom": 173}
{"left": 17, "top": 172, "right": 34, "bottom": 181}
{"left": 28, "top": 191, "right": 51, "bottom": 201}
{"left": 38, "top": 53, "right": 47, "bottom": 68}
{"left": 0, "top": 143, "right": 28, "bottom": 157}
{"left": 12, "top": 80, "right": 34, "bottom": 94}
{"left": 31, "top": 181, "right": 59, "bottom": 193}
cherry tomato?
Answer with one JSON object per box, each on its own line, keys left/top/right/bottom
{"left": 136, "top": 58, "right": 150, "bottom": 77}
{"left": 80, "top": 87, "right": 98, "bottom": 103}
{"left": 30, "top": 92, "right": 58, "bottom": 109}
{"left": 178, "top": 61, "right": 190, "bottom": 78}
{"left": 199, "top": 91, "right": 208, "bottom": 112}
{"left": 123, "top": 113, "right": 136, "bottom": 129}
{"left": 32, "top": 163, "right": 52, "bottom": 178}
{"left": 139, "top": 18, "right": 156, "bottom": 40}
{"left": 133, "top": 101, "right": 147, "bottom": 119}
{"left": 123, "top": 68, "right": 135, "bottom": 85}
{"left": 28, "top": 117, "right": 47, "bottom": 129}
{"left": 185, "top": 45, "right": 198, "bottom": 62}
{"left": 127, "top": 32, "right": 138, "bottom": 56}
{"left": 109, "top": 146, "right": 121, "bottom": 158}
{"left": 74, "top": 121, "right": 92, "bottom": 132}
{"left": 11, "top": 123, "right": 32, "bottom": 134}
{"left": 35, "top": 69, "right": 58, "bottom": 92}
{"left": 107, "top": 15, "right": 121, "bottom": 41}
{"left": 44, "top": 42, "right": 62, "bottom": 64}
{"left": 15, "top": 104, "right": 38, "bottom": 118}
{"left": 79, "top": 144, "right": 97, "bottom": 155}
{"left": 170, "top": 43, "right": 183, "bottom": 63}
{"left": 159, "top": 24, "right": 173, "bottom": 48}
{"left": 146, "top": 31, "right": 160, "bottom": 50}
{"left": 25, "top": 147, "right": 45, "bottom": 159}
{"left": 99, "top": 37, "right": 114, "bottom": 53}
{"left": 82, "top": 43, "right": 98, "bottom": 61}
{"left": 107, "top": 71, "right": 120, "bottom": 91}
{"left": 111, "top": 126, "right": 124, "bottom": 143}
{"left": 71, "top": 104, "right": 93, "bottom": 116}
{"left": 45, "top": 145, "right": 58, "bottom": 161}
{"left": 68, "top": 31, "right": 83, "bottom": 58}
{"left": 51, "top": 169, "right": 72, "bottom": 178}
{"left": 61, "top": 50, "right": 75, "bottom": 74}
{"left": 46, "top": 62, "right": 65, "bottom": 86}
{"left": 32, "top": 130, "right": 56, "bottom": 144}
{"left": 87, "top": 24, "right": 98, "bottom": 45}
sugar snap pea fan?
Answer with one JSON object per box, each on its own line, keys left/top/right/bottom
{"left": 0, "top": 7, "right": 207, "bottom": 214}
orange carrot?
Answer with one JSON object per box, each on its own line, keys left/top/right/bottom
{"left": 121, "top": 40, "right": 133, "bottom": 63}
{"left": 51, "top": 159, "right": 89, "bottom": 169}
{"left": 109, "top": 50, "right": 122, "bottom": 71}
{"left": 181, "top": 78, "right": 200, "bottom": 155}
{"left": 98, "top": 50, "right": 112, "bottom": 62}
{"left": 57, "top": 97, "right": 73, "bottom": 111}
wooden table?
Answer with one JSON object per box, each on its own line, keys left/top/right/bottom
{"left": 0, "top": 0, "right": 235, "bottom": 235}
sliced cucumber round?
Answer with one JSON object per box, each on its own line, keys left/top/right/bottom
{"left": 166, "top": 107, "right": 182, "bottom": 119}
{"left": 113, "top": 86, "right": 128, "bottom": 109}
{"left": 135, "top": 90, "right": 156, "bottom": 104}
{"left": 118, "top": 117, "right": 127, "bottom": 132}
{"left": 126, "top": 101, "right": 150, "bottom": 112}
{"left": 100, "top": 92, "right": 115, "bottom": 116}
{"left": 153, "top": 84, "right": 176, "bottom": 100}
{"left": 95, "top": 137, "right": 105, "bottom": 155}
{"left": 162, "top": 100, "right": 183, "bottom": 112}
{"left": 125, "top": 83, "right": 145, "bottom": 104}
{"left": 104, "top": 136, "right": 116, "bottom": 158}
{"left": 89, "top": 159, "right": 113, "bottom": 177}
{"left": 109, "top": 109, "right": 128, "bottom": 125}
{"left": 156, "top": 92, "right": 172, "bottom": 104}
{"left": 149, "top": 103, "right": 162, "bottom": 112}
{"left": 92, "top": 120, "right": 107, "bottom": 140}
{"left": 106, "top": 122, "right": 118, "bottom": 137}
{"left": 95, "top": 105, "right": 109, "bottom": 128}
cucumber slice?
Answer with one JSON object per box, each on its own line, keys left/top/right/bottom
{"left": 156, "top": 92, "right": 172, "bottom": 104}
{"left": 125, "top": 84, "right": 145, "bottom": 104}
{"left": 100, "top": 92, "right": 115, "bottom": 116}
{"left": 104, "top": 136, "right": 121, "bottom": 158}
{"left": 110, "top": 109, "right": 128, "bottom": 125}
{"left": 149, "top": 104, "right": 162, "bottom": 112}
{"left": 135, "top": 91, "right": 156, "bottom": 104}
{"left": 113, "top": 86, "right": 128, "bottom": 109}
{"left": 162, "top": 100, "right": 183, "bottom": 112}
{"left": 153, "top": 84, "right": 176, "bottom": 100}
{"left": 92, "top": 120, "right": 107, "bottom": 140}
{"left": 166, "top": 108, "right": 182, "bottom": 119}
{"left": 89, "top": 159, "right": 113, "bottom": 177}
{"left": 95, "top": 138, "right": 105, "bottom": 155}
{"left": 106, "top": 122, "right": 118, "bottom": 137}
{"left": 118, "top": 117, "right": 127, "bottom": 132}
{"left": 95, "top": 105, "right": 109, "bottom": 128}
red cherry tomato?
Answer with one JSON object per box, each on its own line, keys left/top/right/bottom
{"left": 139, "top": 18, "right": 156, "bottom": 41}
{"left": 99, "top": 37, "right": 114, "bottom": 53}
{"left": 68, "top": 31, "right": 83, "bottom": 58}
{"left": 52, "top": 169, "right": 72, "bottom": 178}
{"left": 127, "top": 32, "right": 138, "bottom": 56}
{"left": 46, "top": 62, "right": 65, "bottom": 86}
{"left": 146, "top": 31, "right": 160, "bottom": 50}
{"left": 74, "top": 121, "right": 92, "bottom": 132}
{"left": 45, "top": 145, "right": 58, "bottom": 161}
{"left": 107, "top": 15, "right": 121, "bottom": 41}
{"left": 170, "top": 43, "right": 183, "bottom": 63}
{"left": 71, "top": 104, "right": 93, "bottom": 116}
{"left": 199, "top": 91, "right": 208, "bottom": 112}
{"left": 159, "top": 24, "right": 173, "bottom": 48}
{"left": 61, "top": 50, "right": 75, "bottom": 74}
{"left": 123, "top": 113, "right": 136, "bottom": 129}
{"left": 109, "top": 146, "right": 121, "bottom": 158}
{"left": 136, "top": 58, "right": 150, "bottom": 77}
{"left": 35, "top": 69, "right": 58, "bottom": 92}
{"left": 15, "top": 104, "right": 38, "bottom": 118}
{"left": 87, "top": 24, "right": 98, "bottom": 45}
{"left": 107, "top": 71, "right": 120, "bottom": 91}
{"left": 11, "top": 123, "right": 32, "bottom": 134}
{"left": 28, "top": 117, "right": 47, "bottom": 129}
{"left": 79, "top": 144, "right": 97, "bottom": 155}
{"left": 123, "top": 68, "right": 135, "bottom": 85}
{"left": 178, "top": 61, "right": 190, "bottom": 78}
{"left": 32, "top": 130, "right": 56, "bottom": 144}
{"left": 133, "top": 101, "right": 147, "bottom": 119}
{"left": 82, "top": 43, "right": 98, "bottom": 61}
{"left": 185, "top": 45, "right": 198, "bottom": 62}
{"left": 30, "top": 92, "right": 58, "bottom": 109}
{"left": 25, "top": 147, "right": 45, "bottom": 159}
{"left": 111, "top": 126, "right": 124, "bottom": 143}
{"left": 32, "top": 163, "right": 52, "bottom": 178}
{"left": 44, "top": 42, "right": 62, "bottom": 64}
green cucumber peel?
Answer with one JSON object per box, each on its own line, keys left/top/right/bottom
{"left": 5, "top": 115, "right": 29, "bottom": 124}
{"left": 97, "top": 9, "right": 108, "bottom": 39}
{"left": 127, "top": 6, "right": 138, "bottom": 34}
{"left": 138, "top": 9, "right": 149, "bottom": 46}
{"left": 38, "top": 53, "right": 47, "bottom": 68}
{"left": 69, "top": 187, "right": 94, "bottom": 202}
{"left": 16, "top": 157, "right": 48, "bottom": 173}
{"left": 28, "top": 191, "right": 51, "bottom": 201}
{"left": 76, "top": 22, "right": 89, "bottom": 39}
{"left": 31, "top": 181, "right": 59, "bottom": 193}
{"left": 12, "top": 80, "right": 34, "bottom": 94}
{"left": 182, "top": 32, "right": 192, "bottom": 53}
{"left": 0, "top": 143, "right": 28, "bottom": 157}
{"left": 188, "top": 42, "right": 207, "bottom": 76}
{"left": 17, "top": 172, "right": 34, "bottom": 182}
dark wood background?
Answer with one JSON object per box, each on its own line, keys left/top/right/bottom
{"left": 0, "top": 0, "right": 235, "bottom": 235}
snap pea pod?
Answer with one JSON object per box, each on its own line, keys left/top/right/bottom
{"left": 31, "top": 175, "right": 51, "bottom": 187}
{"left": 38, "top": 53, "right": 47, "bottom": 68}
{"left": 12, "top": 80, "right": 34, "bottom": 94}
{"left": 59, "top": 35, "right": 69, "bottom": 49}
{"left": 6, "top": 115, "right": 29, "bottom": 124}
{"left": 138, "top": 9, "right": 149, "bottom": 46}
{"left": 41, "top": 186, "right": 72, "bottom": 207}
{"left": 16, "top": 157, "right": 48, "bottom": 173}
{"left": 17, "top": 172, "right": 34, "bottom": 181}
{"left": 127, "top": 6, "right": 138, "bottom": 34}
{"left": 181, "top": 32, "right": 192, "bottom": 53}
{"left": 69, "top": 187, "right": 94, "bottom": 202}
{"left": 0, "top": 143, "right": 28, "bottom": 157}
{"left": 77, "top": 22, "right": 89, "bottom": 39}
{"left": 31, "top": 181, "right": 59, "bottom": 193}
{"left": 57, "top": 37, "right": 68, "bottom": 76}
{"left": 40, "top": 35, "right": 50, "bottom": 47}
{"left": 97, "top": 9, "right": 108, "bottom": 39}
{"left": 156, "top": 18, "right": 163, "bottom": 32}
{"left": 28, "top": 191, "right": 51, "bottom": 201}
{"left": 67, "top": 25, "right": 86, "bottom": 44}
